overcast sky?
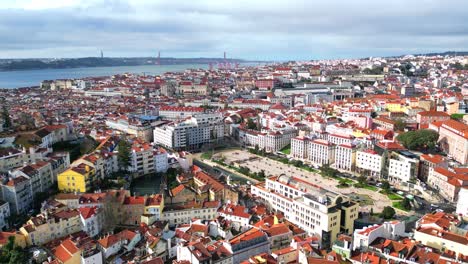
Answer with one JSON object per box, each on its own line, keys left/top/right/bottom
{"left": 1, "top": 0, "right": 467, "bottom": 60}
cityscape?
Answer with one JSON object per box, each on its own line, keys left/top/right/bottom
{"left": 1, "top": 1, "right": 468, "bottom": 264}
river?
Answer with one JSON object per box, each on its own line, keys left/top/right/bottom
{"left": 0, "top": 64, "right": 209, "bottom": 89}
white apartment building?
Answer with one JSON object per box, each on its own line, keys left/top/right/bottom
{"left": 388, "top": 151, "right": 419, "bottom": 183}
{"left": 456, "top": 187, "right": 468, "bottom": 218}
{"left": 251, "top": 175, "right": 359, "bottom": 248}
{"left": 291, "top": 137, "right": 310, "bottom": 160}
{"left": 154, "top": 147, "right": 169, "bottom": 173}
{"left": 154, "top": 113, "right": 224, "bottom": 151}
{"left": 129, "top": 142, "right": 155, "bottom": 177}
{"left": 327, "top": 134, "right": 354, "bottom": 146}
{"left": 356, "top": 150, "right": 383, "bottom": 178}
{"left": 352, "top": 221, "right": 406, "bottom": 250}
{"left": 162, "top": 202, "right": 219, "bottom": 225}
{"left": 240, "top": 129, "right": 297, "bottom": 153}
{"left": 308, "top": 139, "right": 335, "bottom": 165}
{"left": 1, "top": 176, "right": 33, "bottom": 215}
{"left": 10, "top": 161, "right": 54, "bottom": 198}
{"left": 158, "top": 106, "right": 205, "bottom": 120}
{"left": 334, "top": 144, "right": 356, "bottom": 172}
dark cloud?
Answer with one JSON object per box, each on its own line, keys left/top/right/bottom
{"left": 0, "top": 0, "right": 467, "bottom": 59}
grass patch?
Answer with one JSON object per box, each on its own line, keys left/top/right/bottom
{"left": 387, "top": 192, "right": 403, "bottom": 200}
{"left": 280, "top": 145, "right": 291, "bottom": 155}
{"left": 201, "top": 152, "right": 213, "bottom": 160}
{"left": 354, "top": 183, "right": 378, "bottom": 191}
{"left": 392, "top": 201, "right": 411, "bottom": 212}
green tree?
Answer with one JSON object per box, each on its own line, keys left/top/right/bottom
{"left": 117, "top": 136, "right": 132, "bottom": 172}
{"left": 0, "top": 237, "right": 28, "bottom": 263}
{"left": 371, "top": 112, "right": 378, "bottom": 118}
{"left": 394, "top": 119, "right": 406, "bottom": 131}
{"left": 357, "top": 175, "right": 367, "bottom": 185}
{"left": 1, "top": 104, "right": 12, "bottom": 128}
{"left": 80, "top": 135, "right": 97, "bottom": 155}
{"left": 401, "top": 198, "right": 412, "bottom": 210}
{"left": 246, "top": 118, "right": 257, "bottom": 130}
{"left": 381, "top": 181, "right": 391, "bottom": 192}
{"left": 258, "top": 169, "right": 266, "bottom": 178}
{"left": 396, "top": 129, "right": 439, "bottom": 150}
{"left": 380, "top": 206, "right": 396, "bottom": 219}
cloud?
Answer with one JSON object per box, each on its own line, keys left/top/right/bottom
{"left": 0, "top": 0, "right": 467, "bottom": 59}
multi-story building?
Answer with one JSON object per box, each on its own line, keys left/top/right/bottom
{"left": 154, "top": 147, "right": 168, "bottom": 173}
{"left": 79, "top": 206, "right": 104, "bottom": 238}
{"left": 388, "top": 151, "right": 420, "bottom": 183}
{"left": 356, "top": 149, "right": 383, "bottom": 178}
{"left": 291, "top": 136, "right": 310, "bottom": 160}
{"left": 154, "top": 113, "right": 224, "bottom": 151}
{"left": 0, "top": 201, "right": 10, "bottom": 230}
{"left": 456, "top": 187, "right": 468, "bottom": 219}
{"left": 308, "top": 139, "right": 335, "bottom": 165}
{"left": 9, "top": 161, "right": 54, "bottom": 198}
{"left": 162, "top": 201, "right": 219, "bottom": 225}
{"left": 0, "top": 147, "right": 28, "bottom": 172}
{"left": 352, "top": 221, "right": 406, "bottom": 250}
{"left": 427, "top": 167, "right": 468, "bottom": 202}
{"left": 1, "top": 176, "right": 33, "bottom": 215}
{"left": 327, "top": 133, "right": 353, "bottom": 146}
{"left": 129, "top": 141, "right": 155, "bottom": 177}
{"left": 419, "top": 154, "right": 447, "bottom": 182}
{"left": 416, "top": 111, "right": 450, "bottom": 129}
{"left": 251, "top": 175, "right": 359, "bottom": 248}
{"left": 436, "top": 120, "right": 468, "bottom": 165}
{"left": 414, "top": 212, "right": 468, "bottom": 259}
{"left": 333, "top": 143, "right": 356, "bottom": 172}
{"left": 20, "top": 209, "right": 82, "bottom": 245}
{"left": 57, "top": 163, "right": 96, "bottom": 193}
{"left": 229, "top": 228, "right": 270, "bottom": 264}
{"left": 239, "top": 129, "right": 297, "bottom": 153}
{"left": 177, "top": 81, "right": 211, "bottom": 96}
{"left": 158, "top": 106, "right": 205, "bottom": 120}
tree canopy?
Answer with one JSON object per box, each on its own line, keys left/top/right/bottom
{"left": 394, "top": 119, "right": 407, "bottom": 131}
{"left": 396, "top": 129, "right": 439, "bottom": 150}
{"left": 117, "top": 136, "right": 132, "bottom": 171}
{"left": 0, "top": 236, "right": 28, "bottom": 263}
{"left": 1, "top": 104, "right": 12, "bottom": 128}
{"left": 380, "top": 206, "right": 396, "bottom": 219}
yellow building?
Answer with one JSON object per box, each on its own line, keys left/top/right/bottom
{"left": 57, "top": 164, "right": 95, "bottom": 193}
{"left": 386, "top": 101, "right": 405, "bottom": 112}
{"left": 0, "top": 232, "right": 27, "bottom": 248}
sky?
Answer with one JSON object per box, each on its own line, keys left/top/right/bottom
{"left": 0, "top": 0, "right": 467, "bottom": 60}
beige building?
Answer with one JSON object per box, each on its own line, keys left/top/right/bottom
{"left": 427, "top": 167, "right": 468, "bottom": 202}
{"left": 414, "top": 212, "right": 468, "bottom": 259}
{"left": 20, "top": 209, "right": 82, "bottom": 245}
{"left": 436, "top": 120, "right": 468, "bottom": 165}
{"left": 251, "top": 175, "right": 359, "bottom": 248}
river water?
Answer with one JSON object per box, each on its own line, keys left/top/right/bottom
{"left": 0, "top": 64, "right": 209, "bottom": 89}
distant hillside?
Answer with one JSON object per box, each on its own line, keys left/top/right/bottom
{"left": 0, "top": 57, "right": 246, "bottom": 71}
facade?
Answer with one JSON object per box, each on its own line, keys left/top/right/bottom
{"left": 10, "top": 161, "right": 54, "bottom": 198}
{"left": 308, "top": 139, "right": 335, "bottom": 165}
{"left": 333, "top": 144, "right": 356, "bottom": 172}
{"left": 0, "top": 201, "right": 10, "bottom": 230}
{"left": 162, "top": 201, "right": 219, "bottom": 225}
{"left": 240, "top": 129, "right": 297, "bottom": 153}
{"left": 158, "top": 106, "right": 205, "bottom": 120}
{"left": 20, "top": 209, "right": 82, "bottom": 245}
{"left": 291, "top": 136, "right": 310, "bottom": 160}
{"left": 419, "top": 154, "right": 447, "bottom": 182}
{"left": 57, "top": 164, "right": 96, "bottom": 193}
{"left": 456, "top": 187, "right": 468, "bottom": 218}
{"left": 251, "top": 175, "right": 359, "bottom": 247}
{"left": 436, "top": 120, "right": 468, "bottom": 165}
{"left": 356, "top": 150, "right": 383, "bottom": 178}
{"left": 229, "top": 228, "right": 270, "bottom": 264}
{"left": 352, "top": 221, "right": 406, "bottom": 250}
{"left": 154, "top": 113, "right": 224, "bottom": 151}
{"left": 427, "top": 167, "right": 468, "bottom": 202}
{"left": 1, "top": 176, "right": 33, "bottom": 215}
{"left": 387, "top": 151, "right": 419, "bottom": 183}
{"left": 416, "top": 111, "right": 450, "bottom": 129}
